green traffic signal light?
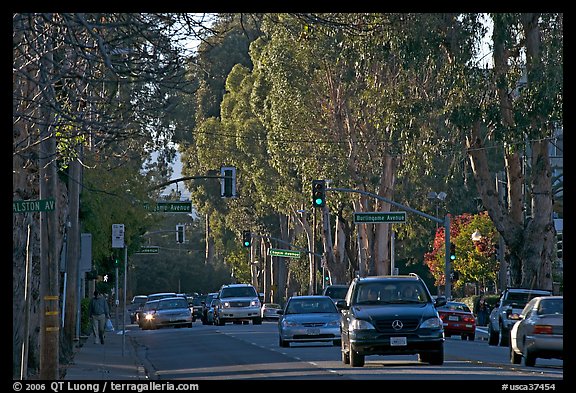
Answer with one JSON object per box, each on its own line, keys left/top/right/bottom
{"left": 242, "top": 230, "right": 251, "bottom": 247}
{"left": 312, "top": 180, "right": 326, "bottom": 208}
{"left": 450, "top": 243, "right": 456, "bottom": 260}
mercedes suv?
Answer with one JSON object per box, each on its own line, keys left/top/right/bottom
{"left": 337, "top": 273, "right": 447, "bottom": 367}
{"left": 214, "top": 283, "right": 262, "bottom": 325}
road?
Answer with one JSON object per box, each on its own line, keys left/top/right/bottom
{"left": 129, "top": 320, "right": 563, "bottom": 382}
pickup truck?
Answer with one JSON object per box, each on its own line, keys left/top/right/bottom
{"left": 487, "top": 287, "right": 552, "bottom": 346}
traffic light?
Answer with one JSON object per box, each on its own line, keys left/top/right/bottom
{"left": 176, "top": 224, "right": 185, "bottom": 244}
{"left": 312, "top": 180, "right": 326, "bottom": 208}
{"left": 114, "top": 258, "right": 120, "bottom": 267}
{"left": 450, "top": 242, "right": 456, "bottom": 260}
{"left": 242, "top": 230, "right": 251, "bottom": 247}
{"left": 220, "top": 166, "right": 237, "bottom": 198}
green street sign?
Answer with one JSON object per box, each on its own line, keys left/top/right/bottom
{"left": 270, "top": 249, "right": 301, "bottom": 258}
{"left": 354, "top": 211, "right": 406, "bottom": 224}
{"left": 13, "top": 198, "right": 55, "bottom": 213}
{"left": 145, "top": 201, "right": 192, "bottom": 213}
{"left": 136, "top": 246, "right": 159, "bottom": 254}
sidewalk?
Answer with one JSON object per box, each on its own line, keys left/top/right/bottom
{"left": 62, "top": 326, "right": 148, "bottom": 380}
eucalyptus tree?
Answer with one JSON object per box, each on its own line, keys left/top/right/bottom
{"left": 439, "top": 13, "right": 562, "bottom": 290}
{"left": 13, "top": 12, "right": 195, "bottom": 379}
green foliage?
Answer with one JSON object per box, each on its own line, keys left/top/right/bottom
{"left": 80, "top": 297, "right": 91, "bottom": 336}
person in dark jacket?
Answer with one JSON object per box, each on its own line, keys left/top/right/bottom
{"left": 89, "top": 290, "right": 110, "bottom": 344}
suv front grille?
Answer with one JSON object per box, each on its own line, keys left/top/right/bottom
{"left": 374, "top": 318, "right": 420, "bottom": 332}
{"left": 228, "top": 301, "right": 251, "bottom": 307}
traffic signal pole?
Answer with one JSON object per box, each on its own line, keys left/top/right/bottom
{"left": 327, "top": 187, "right": 452, "bottom": 300}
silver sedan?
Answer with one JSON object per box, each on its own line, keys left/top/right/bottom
{"left": 509, "top": 295, "right": 563, "bottom": 367}
{"left": 278, "top": 295, "right": 341, "bottom": 348}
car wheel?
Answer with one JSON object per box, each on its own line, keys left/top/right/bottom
{"left": 420, "top": 347, "right": 444, "bottom": 365}
{"left": 523, "top": 348, "right": 536, "bottom": 367}
{"left": 333, "top": 339, "right": 342, "bottom": 347}
{"left": 468, "top": 333, "right": 475, "bottom": 341}
{"left": 498, "top": 323, "right": 509, "bottom": 347}
{"left": 341, "top": 338, "right": 350, "bottom": 364}
{"left": 509, "top": 341, "right": 522, "bottom": 364}
{"left": 252, "top": 317, "right": 262, "bottom": 325}
{"left": 487, "top": 323, "right": 498, "bottom": 346}
{"left": 349, "top": 344, "right": 365, "bottom": 367}
{"left": 279, "top": 337, "right": 289, "bottom": 348}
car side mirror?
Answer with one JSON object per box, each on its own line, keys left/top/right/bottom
{"left": 277, "top": 310, "right": 284, "bottom": 315}
{"left": 335, "top": 300, "right": 348, "bottom": 310}
{"left": 434, "top": 296, "right": 447, "bottom": 308}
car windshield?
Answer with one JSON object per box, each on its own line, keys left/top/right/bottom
{"left": 324, "top": 287, "right": 348, "bottom": 299}
{"left": 285, "top": 298, "right": 338, "bottom": 314}
{"left": 503, "top": 292, "right": 550, "bottom": 307}
{"left": 157, "top": 299, "right": 188, "bottom": 310}
{"left": 538, "top": 298, "right": 563, "bottom": 315}
{"left": 439, "top": 302, "right": 471, "bottom": 312}
{"left": 355, "top": 282, "right": 427, "bottom": 304}
{"left": 220, "top": 287, "right": 257, "bottom": 298}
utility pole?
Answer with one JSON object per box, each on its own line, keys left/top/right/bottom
{"left": 39, "top": 104, "right": 59, "bottom": 380}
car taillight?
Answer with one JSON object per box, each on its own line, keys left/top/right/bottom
{"left": 533, "top": 325, "right": 554, "bottom": 334}
{"left": 461, "top": 315, "right": 475, "bottom": 323}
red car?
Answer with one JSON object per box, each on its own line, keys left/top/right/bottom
{"left": 438, "top": 301, "right": 476, "bottom": 341}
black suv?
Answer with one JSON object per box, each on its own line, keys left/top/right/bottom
{"left": 337, "top": 273, "right": 447, "bottom": 367}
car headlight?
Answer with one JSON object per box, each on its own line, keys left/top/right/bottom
{"left": 145, "top": 313, "right": 154, "bottom": 321}
{"left": 251, "top": 300, "right": 260, "bottom": 307}
{"left": 281, "top": 320, "right": 299, "bottom": 328}
{"left": 420, "top": 317, "right": 443, "bottom": 329}
{"left": 326, "top": 320, "right": 340, "bottom": 327}
{"left": 350, "top": 318, "right": 375, "bottom": 331}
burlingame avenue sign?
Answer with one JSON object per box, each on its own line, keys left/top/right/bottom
{"left": 353, "top": 211, "right": 406, "bottom": 224}
{"left": 13, "top": 198, "right": 55, "bottom": 213}
{"left": 144, "top": 201, "right": 192, "bottom": 213}
{"left": 136, "top": 246, "right": 159, "bottom": 254}
{"left": 269, "top": 249, "right": 301, "bottom": 258}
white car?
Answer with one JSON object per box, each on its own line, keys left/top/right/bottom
{"left": 261, "top": 303, "right": 281, "bottom": 320}
{"left": 509, "top": 296, "right": 563, "bottom": 367}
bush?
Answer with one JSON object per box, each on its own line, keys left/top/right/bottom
{"left": 80, "top": 297, "right": 91, "bottom": 336}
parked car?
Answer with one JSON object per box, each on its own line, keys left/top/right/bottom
{"left": 139, "top": 296, "right": 193, "bottom": 330}
{"left": 437, "top": 301, "right": 476, "bottom": 341}
{"left": 136, "top": 292, "right": 177, "bottom": 325}
{"left": 337, "top": 273, "right": 446, "bottom": 367}
{"left": 201, "top": 292, "right": 219, "bottom": 325}
{"left": 261, "top": 303, "right": 282, "bottom": 320}
{"left": 509, "top": 296, "right": 563, "bottom": 367}
{"left": 206, "top": 298, "right": 220, "bottom": 325}
{"left": 128, "top": 295, "right": 148, "bottom": 324}
{"left": 322, "top": 284, "right": 349, "bottom": 304}
{"left": 214, "top": 283, "right": 262, "bottom": 326}
{"left": 278, "top": 295, "right": 341, "bottom": 348}
{"left": 488, "top": 288, "right": 553, "bottom": 346}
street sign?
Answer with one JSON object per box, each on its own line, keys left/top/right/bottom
{"left": 270, "top": 249, "right": 301, "bottom": 258}
{"left": 353, "top": 211, "right": 406, "bottom": 224}
{"left": 112, "top": 224, "right": 125, "bottom": 248}
{"left": 13, "top": 198, "right": 55, "bottom": 213}
{"left": 145, "top": 201, "right": 192, "bottom": 213}
{"left": 136, "top": 246, "right": 159, "bottom": 254}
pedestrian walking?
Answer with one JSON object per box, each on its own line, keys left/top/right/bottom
{"left": 89, "top": 289, "right": 110, "bottom": 344}
{"left": 474, "top": 294, "right": 490, "bottom": 326}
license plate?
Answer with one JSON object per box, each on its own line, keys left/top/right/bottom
{"left": 306, "top": 328, "right": 320, "bottom": 335}
{"left": 390, "top": 337, "right": 407, "bottom": 346}
{"left": 448, "top": 316, "right": 459, "bottom": 321}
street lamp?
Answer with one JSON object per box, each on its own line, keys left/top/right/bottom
{"left": 471, "top": 229, "right": 482, "bottom": 242}
{"left": 427, "top": 191, "right": 447, "bottom": 229}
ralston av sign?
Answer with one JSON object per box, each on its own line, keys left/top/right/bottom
{"left": 13, "top": 198, "right": 55, "bottom": 213}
